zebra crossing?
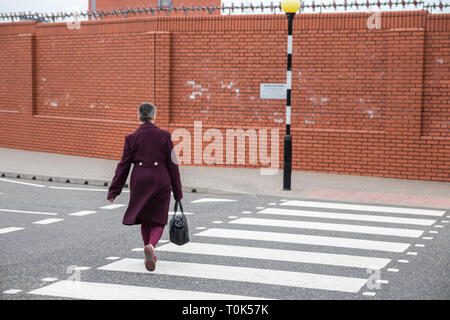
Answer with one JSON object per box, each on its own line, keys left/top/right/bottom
{"left": 27, "top": 197, "right": 447, "bottom": 300}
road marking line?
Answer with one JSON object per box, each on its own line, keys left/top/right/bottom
{"left": 228, "top": 216, "right": 239, "bottom": 219}
{"left": 422, "top": 237, "right": 433, "bottom": 240}
{"left": 195, "top": 227, "right": 207, "bottom": 230}
{"left": 68, "top": 210, "right": 96, "bottom": 216}
{"left": 0, "top": 227, "right": 24, "bottom": 234}
{"left": 100, "top": 204, "right": 126, "bottom": 210}
{"left": 158, "top": 240, "right": 169, "bottom": 244}
{"left": 229, "top": 217, "right": 424, "bottom": 238}
{"left": 48, "top": 186, "right": 108, "bottom": 191}
{"left": 255, "top": 207, "right": 265, "bottom": 210}
{"left": 157, "top": 242, "right": 391, "bottom": 269}
{"left": 242, "top": 211, "right": 252, "bottom": 214}
{"left": 414, "top": 244, "right": 425, "bottom": 247}
{"left": 429, "top": 230, "right": 439, "bottom": 234}
{"left": 0, "top": 208, "right": 57, "bottom": 215}
{"left": 131, "top": 248, "right": 143, "bottom": 252}
{"left": 28, "top": 280, "right": 268, "bottom": 300}
{"left": 98, "top": 258, "right": 369, "bottom": 293}
{"left": 106, "top": 257, "right": 121, "bottom": 260}
{"left": 41, "top": 278, "right": 58, "bottom": 282}
{"left": 3, "top": 289, "right": 22, "bottom": 294}
{"left": 362, "top": 292, "right": 376, "bottom": 296}
{"left": 398, "top": 259, "right": 409, "bottom": 263}
{"left": 195, "top": 228, "right": 410, "bottom": 253}
{"left": 0, "top": 178, "right": 46, "bottom": 187}
{"left": 434, "top": 225, "right": 444, "bottom": 228}
{"left": 32, "top": 218, "right": 64, "bottom": 225}
{"left": 191, "top": 198, "right": 237, "bottom": 203}
{"left": 258, "top": 208, "right": 436, "bottom": 226}
{"left": 281, "top": 200, "right": 446, "bottom": 217}
{"left": 212, "top": 220, "right": 223, "bottom": 224}
{"left": 441, "top": 220, "right": 449, "bottom": 223}
{"left": 406, "top": 252, "right": 418, "bottom": 256}
{"left": 387, "top": 268, "right": 399, "bottom": 272}
{"left": 268, "top": 203, "right": 277, "bottom": 205}
{"left": 375, "top": 280, "right": 389, "bottom": 284}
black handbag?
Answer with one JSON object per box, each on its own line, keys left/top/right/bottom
{"left": 169, "top": 200, "right": 189, "bottom": 245}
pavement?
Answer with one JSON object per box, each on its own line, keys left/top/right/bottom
{"left": 1, "top": 146, "right": 450, "bottom": 209}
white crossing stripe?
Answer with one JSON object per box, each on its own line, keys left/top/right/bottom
{"left": 195, "top": 228, "right": 410, "bottom": 253}
{"left": 28, "top": 280, "right": 267, "bottom": 300}
{"left": 258, "top": 208, "right": 436, "bottom": 226}
{"left": 362, "top": 292, "right": 376, "bottom": 296}
{"left": 191, "top": 198, "right": 237, "bottom": 203}
{"left": 281, "top": 200, "right": 445, "bottom": 217}
{"left": 98, "top": 258, "right": 369, "bottom": 293}
{"left": 387, "top": 268, "right": 399, "bottom": 272}
{"left": 157, "top": 242, "right": 391, "bottom": 270}
{"left": 69, "top": 210, "right": 96, "bottom": 216}
{"left": 229, "top": 217, "right": 424, "bottom": 238}
{"left": 0, "top": 208, "right": 57, "bottom": 216}
{"left": 32, "top": 218, "right": 64, "bottom": 225}
{"left": 0, "top": 178, "right": 46, "bottom": 187}
{"left": 0, "top": 227, "right": 24, "bottom": 234}
{"left": 100, "top": 204, "right": 126, "bottom": 210}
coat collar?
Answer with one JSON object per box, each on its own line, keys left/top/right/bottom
{"left": 137, "top": 121, "right": 157, "bottom": 130}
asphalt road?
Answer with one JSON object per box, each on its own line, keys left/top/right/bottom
{"left": 0, "top": 177, "right": 449, "bottom": 300}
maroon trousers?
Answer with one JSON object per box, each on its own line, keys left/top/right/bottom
{"left": 140, "top": 221, "right": 165, "bottom": 247}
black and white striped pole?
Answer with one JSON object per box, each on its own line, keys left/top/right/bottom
{"left": 281, "top": 0, "right": 300, "bottom": 191}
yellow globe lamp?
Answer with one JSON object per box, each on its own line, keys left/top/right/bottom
{"left": 281, "top": 0, "right": 301, "bottom": 13}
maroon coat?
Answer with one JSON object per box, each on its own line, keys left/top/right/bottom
{"left": 107, "top": 122, "right": 183, "bottom": 226}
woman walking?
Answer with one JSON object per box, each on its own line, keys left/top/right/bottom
{"left": 107, "top": 102, "right": 183, "bottom": 272}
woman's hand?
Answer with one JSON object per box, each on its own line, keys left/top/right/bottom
{"left": 108, "top": 197, "right": 115, "bottom": 203}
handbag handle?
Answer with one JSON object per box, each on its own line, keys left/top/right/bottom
{"left": 173, "top": 200, "right": 184, "bottom": 216}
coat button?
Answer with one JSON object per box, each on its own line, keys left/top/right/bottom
{"left": 139, "top": 162, "right": 142, "bottom": 166}
{"left": 154, "top": 162, "right": 158, "bottom": 166}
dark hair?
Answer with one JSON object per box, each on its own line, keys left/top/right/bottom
{"left": 138, "top": 102, "right": 156, "bottom": 122}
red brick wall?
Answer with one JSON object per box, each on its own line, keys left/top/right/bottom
{"left": 0, "top": 12, "right": 449, "bottom": 181}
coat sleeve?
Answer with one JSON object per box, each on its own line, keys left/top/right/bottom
{"left": 107, "top": 135, "right": 133, "bottom": 200}
{"left": 165, "top": 133, "right": 183, "bottom": 201}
